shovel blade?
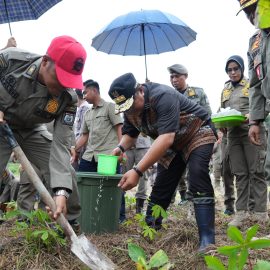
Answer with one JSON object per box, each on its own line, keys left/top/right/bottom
{"left": 71, "top": 234, "right": 116, "bottom": 270}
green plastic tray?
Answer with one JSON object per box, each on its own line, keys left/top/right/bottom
{"left": 211, "top": 115, "right": 246, "bottom": 128}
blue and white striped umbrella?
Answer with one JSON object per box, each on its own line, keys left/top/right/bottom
{"left": 91, "top": 9, "right": 197, "bottom": 81}
{"left": 0, "top": 0, "right": 62, "bottom": 35}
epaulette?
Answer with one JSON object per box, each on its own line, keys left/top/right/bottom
{"left": 4, "top": 47, "right": 41, "bottom": 62}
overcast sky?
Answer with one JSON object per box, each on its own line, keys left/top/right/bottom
{"left": 0, "top": 0, "right": 256, "bottom": 113}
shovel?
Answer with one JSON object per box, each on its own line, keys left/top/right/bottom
{"left": 0, "top": 123, "right": 116, "bottom": 270}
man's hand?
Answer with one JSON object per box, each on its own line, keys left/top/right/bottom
{"left": 111, "top": 146, "right": 126, "bottom": 163}
{"left": 46, "top": 195, "right": 67, "bottom": 220}
{"left": 248, "top": 125, "right": 261, "bottom": 145}
{"left": 118, "top": 169, "right": 140, "bottom": 191}
{"left": 6, "top": 37, "right": 17, "bottom": 48}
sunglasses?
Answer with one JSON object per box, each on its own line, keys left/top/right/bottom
{"left": 227, "top": 66, "right": 240, "bottom": 73}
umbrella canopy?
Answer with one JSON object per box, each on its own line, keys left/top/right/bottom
{"left": 91, "top": 9, "right": 197, "bottom": 80}
{"left": 0, "top": 0, "right": 62, "bottom": 35}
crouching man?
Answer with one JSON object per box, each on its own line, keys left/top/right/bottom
{"left": 109, "top": 73, "right": 217, "bottom": 253}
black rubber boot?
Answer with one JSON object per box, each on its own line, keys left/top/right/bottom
{"left": 136, "top": 198, "right": 145, "bottom": 214}
{"left": 194, "top": 201, "right": 215, "bottom": 253}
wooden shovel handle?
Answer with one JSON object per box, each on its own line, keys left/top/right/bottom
{"left": 0, "top": 123, "right": 77, "bottom": 239}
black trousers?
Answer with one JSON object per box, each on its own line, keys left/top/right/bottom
{"left": 149, "top": 143, "right": 214, "bottom": 210}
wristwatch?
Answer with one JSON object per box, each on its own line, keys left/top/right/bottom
{"left": 133, "top": 165, "right": 143, "bottom": 177}
{"left": 54, "top": 189, "right": 70, "bottom": 199}
{"left": 117, "top": 144, "right": 125, "bottom": 153}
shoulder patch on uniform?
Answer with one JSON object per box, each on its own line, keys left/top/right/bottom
{"left": 45, "top": 98, "right": 59, "bottom": 113}
{"left": 61, "top": 105, "right": 77, "bottom": 126}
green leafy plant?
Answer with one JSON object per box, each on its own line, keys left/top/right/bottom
{"left": 205, "top": 225, "right": 270, "bottom": 270}
{"left": 128, "top": 242, "right": 173, "bottom": 270}
{"left": 4, "top": 208, "right": 66, "bottom": 252}
{"left": 125, "top": 195, "right": 136, "bottom": 210}
{"left": 134, "top": 205, "right": 168, "bottom": 241}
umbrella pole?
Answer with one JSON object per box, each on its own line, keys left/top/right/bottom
{"left": 142, "top": 24, "right": 148, "bottom": 82}
{"left": 4, "top": 0, "right": 12, "bottom": 36}
{"left": 144, "top": 54, "right": 148, "bottom": 82}
{"left": 8, "top": 22, "right": 12, "bottom": 36}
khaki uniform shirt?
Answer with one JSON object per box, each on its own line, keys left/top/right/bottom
{"left": 247, "top": 30, "right": 270, "bottom": 120}
{"left": 0, "top": 48, "right": 77, "bottom": 190}
{"left": 221, "top": 77, "right": 250, "bottom": 138}
{"left": 181, "top": 85, "right": 212, "bottom": 116}
{"left": 81, "top": 98, "right": 123, "bottom": 162}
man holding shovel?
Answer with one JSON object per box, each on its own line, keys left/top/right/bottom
{"left": 0, "top": 35, "right": 86, "bottom": 223}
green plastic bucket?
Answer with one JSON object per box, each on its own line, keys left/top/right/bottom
{"left": 76, "top": 172, "right": 122, "bottom": 234}
{"left": 97, "top": 154, "right": 118, "bottom": 175}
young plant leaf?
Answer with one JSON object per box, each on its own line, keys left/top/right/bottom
{"left": 204, "top": 256, "right": 226, "bottom": 270}
{"left": 128, "top": 243, "right": 146, "bottom": 262}
{"left": 149, "top": 250, "right": 169, "bottom": 268}
{"left": 227, "top": 250, "right": 237, "bottom": 270}
{"left": 247, "top": 239, "right": 270, "bottom": 249}
{"left": 253, "top": 260, "right": 270, "bottom": 270}
{"left": 245, "top": 224, "right": 259, "bottom": 242}
{"left": 137, "top": 257, "right": 148, "bottom": 270}
{"left": 227, "top": 226, "right": 244, "bottom": 244}
{"left": 217, "top": 245, "right": 241, "bottom": 256}
{"left": 238, "top": 248, "right": 248, "bottom": 270}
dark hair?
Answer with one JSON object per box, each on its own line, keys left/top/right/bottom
{"left": 75, "top": 89, "right": 83, "bottom": 99}
{"left": 83, "top": 79, "right": 100, "bottom": 93}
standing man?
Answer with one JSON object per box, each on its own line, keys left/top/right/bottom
{"left": 75, "top": 79, "right": 123, "bottom": 171}
{"left": 167, "top": 64, "right": 212, "bottom": 205}
{"left": 72, "top": 89, "right": 91, "bottom": 170}
{"left": 236, "top": 0, "right": 270, "bottom": 183}
{"left": 109, "top": 73, "right": 217, "bottom": 253}
{"left": 0, "top": 35, "right": 86, "bottom": 221}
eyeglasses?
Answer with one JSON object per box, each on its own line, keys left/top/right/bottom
{"left": 227, "top": 67, "right": 240, "bottom": 73}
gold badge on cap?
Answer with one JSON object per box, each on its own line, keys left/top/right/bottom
{"left": 45, "top": 98, "right": 59, "bottom": 114}
{"left": 113, "top": 95, "right": 126, "bottom": 104}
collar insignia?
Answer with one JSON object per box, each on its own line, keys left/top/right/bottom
{"left": 26, "top": 64, "right": 37, "bottom": 76}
